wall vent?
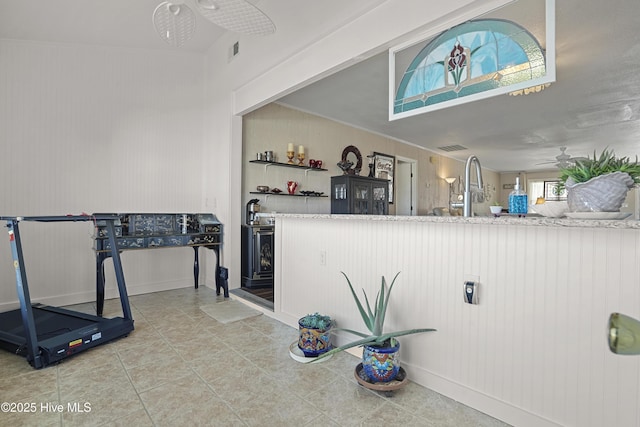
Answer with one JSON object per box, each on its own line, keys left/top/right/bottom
{"left": 228, "top": 41, "right": 240, "bottom": 62}
{"left": 437, "top": 144, "right": 468, "bottom": 152}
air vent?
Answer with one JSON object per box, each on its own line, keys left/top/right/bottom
{"left": 437, "top": 145, "right": 468, "bottom": 152}
{"left": 228, "top": 41, "right": 240, "bottom": 62}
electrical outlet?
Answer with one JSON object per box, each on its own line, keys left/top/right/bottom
{"left": 319, "top": 250, "right": 326, "bottom": 266}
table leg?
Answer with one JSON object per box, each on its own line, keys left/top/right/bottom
{"left": 193, "top": 246, "right": 199, "bottom": 289}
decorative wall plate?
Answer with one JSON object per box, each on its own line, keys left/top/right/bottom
{"left": 340, "top": 145, "right": 362, "bottom": 174}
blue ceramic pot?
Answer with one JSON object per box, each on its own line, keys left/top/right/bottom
{"left": 298, "top": 321, "right": 332, "bottom": 357}
{"left": 362, "top": 340, "right": 400, "bottom": 382}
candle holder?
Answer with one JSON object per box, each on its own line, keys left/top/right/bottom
{"left": 287, "top": 151, "right": 295, "bottom": 164}
{"left": 297, "top": 153, "right": 305, "bottom": 166}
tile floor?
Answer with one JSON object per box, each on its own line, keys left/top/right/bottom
{"left": 0, "top": 287, "right": 511, "bottom": 426}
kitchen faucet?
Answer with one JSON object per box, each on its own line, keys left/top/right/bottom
{"left": 463, "top": 155, "right": 483, "bottom": 217}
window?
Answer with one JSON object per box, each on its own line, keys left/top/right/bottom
{"left": 389, "top": 0, "right": 555, "bottom": 120}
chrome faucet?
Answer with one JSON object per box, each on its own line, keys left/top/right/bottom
{"left": 463, "top": 155, "right": 484, "bottom": 217}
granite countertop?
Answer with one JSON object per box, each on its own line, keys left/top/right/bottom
{"left": 258, "top": 212, "right": 640, "bottom": 229}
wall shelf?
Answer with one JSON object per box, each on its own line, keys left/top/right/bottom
{"left": 250, "top": 191, "right": 327, "bottom": 198}
{"left": 249, "top": 160, "right": 327, "bottom": 174}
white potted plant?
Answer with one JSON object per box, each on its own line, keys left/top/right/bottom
{"left": 559, "top": 148, "right": 640, "bottom": 212}
{"left": 489, "top": 202, "right": 503, "bottom": 216}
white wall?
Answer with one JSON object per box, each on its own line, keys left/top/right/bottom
{"left": 0, "top": 39, "right": 208, "bottom": 309}
{"left": 0, "top": 0, "right": 510, "bottom": 306}
{"left": 242, "top": 102, "right": 501, "bottom": 218}
{"left": 274, "top": 215, "right": 640, "bottom": 427}
{"left": 205, "top": 0, "right": 512, "bottom": 290}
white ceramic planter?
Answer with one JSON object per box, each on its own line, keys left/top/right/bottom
{"left": 489, "top": 205, "right": 503, "bottom": 216}
{"left": 565, "top": 171, "right": 634, "bottom": 212}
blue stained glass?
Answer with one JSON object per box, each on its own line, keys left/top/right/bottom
{"left": 395, "top": 19, "right": 546, "bottom": 114}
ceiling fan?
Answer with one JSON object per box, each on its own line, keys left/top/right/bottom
{"left": 153, "top": 0, "right": 276, "bottom": 48}
{"left": 536, "top": 146, "right": 588, "bottom": 168}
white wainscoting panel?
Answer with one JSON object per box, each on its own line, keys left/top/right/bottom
{"left": 0, "top": 39, "right": 208, "bottom": 308}
{"left": 274, "top": 216, "right": 640, "bottom": 427}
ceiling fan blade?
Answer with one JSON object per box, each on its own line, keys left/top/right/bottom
{"left": 195, "top": 0, "right": 275, "bottom": 35}
{"left": 153, "top": 2, "right": 196, "bottom": 47}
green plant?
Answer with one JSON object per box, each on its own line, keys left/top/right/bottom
{"left": 316, "top": 272, "right": 435, "bottom": 359}
{"left": 491, "top": 201, "right": 502, "bottom": 206}
{"left": 299, "top": 312, "right": 332, "bottom": 330}
{"left": 559, "top": 148, "right": 640, "bottom": 186}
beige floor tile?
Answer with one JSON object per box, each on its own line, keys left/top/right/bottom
{"left": 0, "top": 350, "right": 36, "bottom": 378}
{"left": 164, "top": 396, "right": 245, "bottom": 427}
{"left": 0, "top": 287, "right": 512, "bottom": 426}
{"left": 167, "top": 334, "right": 228, "bottom": 364}
{"left": 304, "top": 414, "right": 342, "bottom": 426}
{"left": 101, "top": 408, "right": 155, "bottom": 427}
{"left": 116, "top": 338, "right": 180, "bottom": 370}
{"left": 233, "top": 390, "right": 322, "bottom": 426}
{"left": 138, "top": 372, "right": 218, "bottom": 424}
{"left": 56, "top": 345, "right": 121, "bottom": 376}
{"left": 0, "top": 368, "right": 59, "bottom": 402}
{"left": 0, "top": 398, "right": 62, "bottom": 427}
{"left": 306, "top": 376, "right": 391, "bottom": 426}
{"left": 159, "top": 321, "right": 219, "bottom": 345}
{"left": 196, "top": 357, "right": 278, "bottom": 408}
{"left": 60, "top": 381, "right": 145, "bottom": 427}
{"left": 126, "top": 355, "right": 193, "bottom": 393}
{"left": 360, "top": 402, "right": 427, "bottom": 426}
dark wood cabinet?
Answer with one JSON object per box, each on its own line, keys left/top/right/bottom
{"left": 331, "top": 175, "right": 389, "bottom": 215}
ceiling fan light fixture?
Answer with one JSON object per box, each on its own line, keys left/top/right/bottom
{"left": 194, "top": 0, "right": 275, "bottom": 36}
{"left": 508, "top": 83, "right": 551, "bottom": 96}
{"left": 197, "top": 0, "right": 219, "bottom": 11}
{"left": 153, "top": 2, "right": 196, "bottom": 47}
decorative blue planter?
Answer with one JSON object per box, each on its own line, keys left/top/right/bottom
{"left": 298, "top": 319, "right": 332, "bottom": 357}
{"left": 362, "top": 340, "right": 401, "bottom": 382}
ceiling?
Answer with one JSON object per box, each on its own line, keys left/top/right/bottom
{"left": 0, "top": 0, "right": 227, "bottom": 52}
{"left": 277, "top": 0, "right": 640, "bottom": 172}
{"left": 1, "top": 0, "right": 639, "bottom": 172}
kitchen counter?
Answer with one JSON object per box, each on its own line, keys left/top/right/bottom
{"left": 264, "top": 212, "right": 640, "bottom": 229}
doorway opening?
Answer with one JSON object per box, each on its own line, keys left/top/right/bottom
{"left": 395, "top": 156, "right": 417, "bottom": 216}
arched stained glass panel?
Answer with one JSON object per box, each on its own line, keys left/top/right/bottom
{"left": 394, "top": 19, "right": 546, "bottom": 114}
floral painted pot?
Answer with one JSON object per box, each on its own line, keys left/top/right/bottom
{"left": 565, "top": 171, "right": 634, "bottom": 212}
{"left": 298, "top": 322, "right": 332, "bottom": 357}
{"left": 362, "top": 340, "right": 400, "bottom": 383}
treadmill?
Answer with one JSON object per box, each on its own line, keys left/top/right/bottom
{"left": 0, "top": 215, "right": 134, "bottom": 369}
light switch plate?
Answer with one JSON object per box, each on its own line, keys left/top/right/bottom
{"left": 463, "top": 274, "right": 480, "bottom": 305}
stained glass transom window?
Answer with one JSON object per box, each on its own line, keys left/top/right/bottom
{"left": 394, "top": 19, "right": 546, "bottom": 114}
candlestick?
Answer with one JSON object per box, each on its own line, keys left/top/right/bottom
{"left": 297, "top": 152, "right": 305, "bottom": 166}
{"left": 287, "top": 150, "right": 295, "bottom": 164}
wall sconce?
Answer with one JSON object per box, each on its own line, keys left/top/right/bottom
{"left": 608, "top": 312, "right": 640, "bottom": 355}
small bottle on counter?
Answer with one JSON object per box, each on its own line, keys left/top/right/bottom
{"left": 509, "top": 176, "right": 528, "bottom": 216}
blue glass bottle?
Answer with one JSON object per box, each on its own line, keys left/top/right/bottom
{"left": 508, "top": 177, "right": 528, "bottom": 216}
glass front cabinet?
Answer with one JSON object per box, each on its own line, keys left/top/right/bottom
{"left": 331, "top": 175, "right": 389, "bottom": 215}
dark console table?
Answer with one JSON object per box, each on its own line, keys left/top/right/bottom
{"left": 93, "top": 213, "right": 225, "bottom": 316}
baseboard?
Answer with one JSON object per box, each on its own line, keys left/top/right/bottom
{"left": 402, "top": 362, "right": 562, "bottom": 427}
{"left": 0, "top": 280, "right": 193, "bottom": 313}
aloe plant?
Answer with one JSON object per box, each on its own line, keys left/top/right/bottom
{"left": 559, "top": 148, "right": 640, "bottom": 185}
{"left": 316, "top": 272, "right": 435, "bottom": 359}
